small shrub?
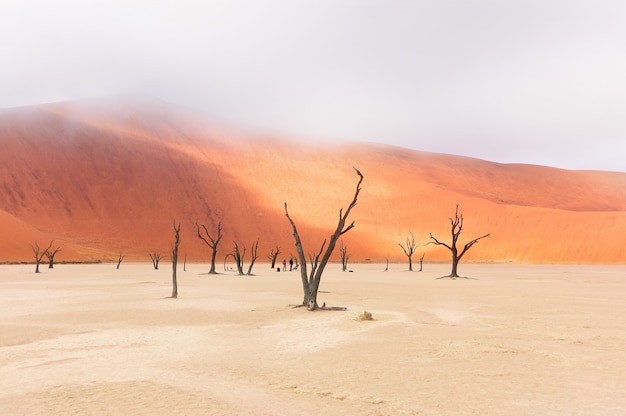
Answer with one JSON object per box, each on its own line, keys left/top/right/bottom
{"left": 356, "top": 310, "right": 374, "bottom": 321}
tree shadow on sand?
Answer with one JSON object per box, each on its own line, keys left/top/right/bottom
{"left": 436, "top": 275, "right": 479, "bottom": 280}
{"left": 289, "top": 303, "right": 347, "bottom": 311}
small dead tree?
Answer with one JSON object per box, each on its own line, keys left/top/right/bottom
{"left": 227, "top": 241, "right": 246, "bottom": 276}
{"left": 284, "top": 168, "right": 363, "bottom": 310}
{"left": 398, "top": 233, "right": 418, "bottom": 271}
{"left": 196, "top": 221, "right": 223, "bottom": 274}
{"left": 339, "top": 240, "right": 349, "bottom": 271}
{"left": 44, "top": 245, "right": 61, "bottom": 268}
{"left": 116, "top": 253, "right": 124, "bottom": 269}
{"left": 429, "top": 205, "right": 491, "bottom": 278}
{"left": 31, "top": 240, "right": 54, "bottom": 273}
{"left": 419, "top": 253, "right": 425, "bottom": 271}
{"left": 170, "top": 220, "right": 181, "bottom": 298}
{"left": 149, "top": 252, "right": 164, "bottom": 270}
{"left": 266, "top": 246, "right": 281, "bottom": 269}
{"left": 246, "top": 238, "right": 260, "bottom": 275}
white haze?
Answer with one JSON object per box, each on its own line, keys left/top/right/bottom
{"left": 1, "top": 0, "right": 625, "bottom": 171}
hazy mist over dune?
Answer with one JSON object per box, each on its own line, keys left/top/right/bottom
{"left": 1, "top": 97, "right": 625, "bottom": 264}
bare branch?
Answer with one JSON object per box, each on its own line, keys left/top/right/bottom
{"left": 458, "top": 233, "right": 492, "bottom": 260}
{"left": 428, "top": 232, "right": 452, "bottom": 250}
{"left": 246, "top": 238, "right": 260, "bottom": 275}
{"left": 340, "top": 221, "right": 356, "bottom": 235}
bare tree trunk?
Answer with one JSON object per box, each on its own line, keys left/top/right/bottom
{"left": 284, "top": 168, "right": 363, "bottom": 310}
{"left": 419, "top": 253, "right": 425, "bottom": 272}
{"left": 116, "top": 253, "right": 124, "bottom": 269}
{"left": 450, "top": 256, "right": 459, "bottom": 277}
{"left": 171, "top": 221, "right": 181, "bottom": 298}
{"left": 246, "top": 238, "right": 259, "bottom": 275}
{"left": 209, "top": 248, "right": 218, "bottom": 274}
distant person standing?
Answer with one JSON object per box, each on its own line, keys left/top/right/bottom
{"left": 289, "top": 258, "right": 293, "bottom": 271}
{"left": 282, "top": 259, "right": 287, "bottom": 271}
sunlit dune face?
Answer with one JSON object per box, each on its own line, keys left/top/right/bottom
{"left": 0, "top": 99, "right": 625, "bottom": 264}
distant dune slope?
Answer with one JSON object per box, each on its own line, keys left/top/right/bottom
{"left": 1, "top": 97, "right": 625, "bottom": 263}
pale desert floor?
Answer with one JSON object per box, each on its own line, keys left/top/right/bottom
{"left": 1, "top": 262, "right": 625, "bottom": 416}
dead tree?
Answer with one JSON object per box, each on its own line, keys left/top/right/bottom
{"left": 116, "top": 253, "right": 124, "bottom": 269}
{"left": 246, "top": 238, "right": 260, "bottom": 275}
{"left": 31, "top": 240, "right": 54, "bottom": 273}
{"left": 419, "top": 253, "right": 425, "bottom": 271}
{"left": 227, "top": 241, "right": 246, "bottom": 275}
{"left": 149, "top": 252, "right": 164, "bottom": 270}
{"left": 398, "top": 233, "right": 418, "bottom": 271}
{"left": 44, "top": 245, "right": 61, "bottom": 268}
{"left": 266, "top": 246, "right": 281, "bottom": 269}
{"left": 170, "top": 221, "right": 181, "bottom": 298}
{"left": 429, "top": 205, "right": 491, "bottom": 278}
{"left": 196, "top": 221, "right": 223, "bottom": 274}
{"left": 339, "top": 240, "right": 349, "bottom": 271}
{"left": 284, "top": 168, "right": 363, "bottom": 310}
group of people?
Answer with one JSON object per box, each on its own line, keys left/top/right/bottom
{"left": 281, "top": 258, "right": 294, "bottom": 272}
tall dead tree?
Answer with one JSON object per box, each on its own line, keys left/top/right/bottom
{"left": 171, "top": 220, "right": 181, "bottom": 298}
{"left": 31, "top": 240, "right": 54, "bottom": 273}
{"left": 429, "top": 205, "right": 491, "bottom": 278}
{"left": 339, "top": 240, "right": 349, "bottom": 271}
{"left": 266, "top": 246, "right": 281, "bottom": 269}
{"left": 398, "top": 233, "right": 418, "bottom": 271}
{"left": 246, "top": 238, "right": 260, "bottom": 275}
{"left": 44, "top": 245, "right": 61, "bottom": 268}
{"left": 149, "top": 252, "right": 164, "bottom": 270}
{"left": 284, "top": 168, "right": 363, "bottom": 310}
{"left": 196, "top": 222, "right": 223, "bottom": 274}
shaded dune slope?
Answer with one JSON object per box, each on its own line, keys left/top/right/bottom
{"left": 1, "top": 97, "right": 625, "bottom": 264}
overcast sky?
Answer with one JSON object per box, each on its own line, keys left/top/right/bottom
{"left": 2, "top": 0, "right": 625, "bottom": 171}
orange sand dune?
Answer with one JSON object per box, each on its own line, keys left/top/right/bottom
{"left": 1, "top": 97, "right": 625, "bottom": 264}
